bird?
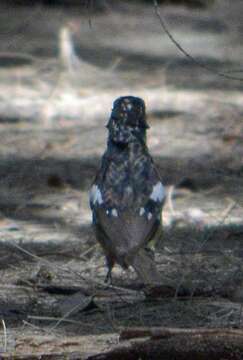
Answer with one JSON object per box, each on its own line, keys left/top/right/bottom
{"left": 89, "top": 96, "right": 165, "bottom": 285}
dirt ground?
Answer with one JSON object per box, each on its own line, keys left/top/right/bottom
{"left": 0, "top": 0, "right": 243, "bottom": 358}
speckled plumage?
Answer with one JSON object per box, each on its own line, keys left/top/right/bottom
{"left": 90, "top": 96, "right": 165, "bottom": 283}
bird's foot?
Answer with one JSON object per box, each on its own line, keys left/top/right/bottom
{"left": 104, "top": 268, "right": 113, "bottom": 285}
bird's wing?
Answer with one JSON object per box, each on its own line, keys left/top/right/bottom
{"left": 89, "top": 151, "right": 165, "bottom": 267}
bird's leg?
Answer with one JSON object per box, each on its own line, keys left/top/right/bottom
{"left": 144, "top": 246, "right": 155, "bottom": 260}
{"left": 104, "top": 266, "right": 113, "bottom": 285}
{"left": 104, "top": 257, "right": 114, "bottom": 285}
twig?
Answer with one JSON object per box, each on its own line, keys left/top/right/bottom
{"left": 79, "top": 244, "right": 98, "bottom": 259}
{"left": 27, "top": 316, "right": 91, "bottom": 327}
{"left": 188, "top": 198, "right": 237, "bottom": 298}
{"left": 174, "top": 198, "right": 236, "bottom": 298}
{"left": 10, "top": 241, "right": 142, "bottom": 297}
{"left": 0, "top": 51, "right": 40, "bottom": 63}
{"left": 1, "top": 319, "right": 7, "bottom": 353}
{"left": 22, "top": 320, "right": 50, "bottom": 333}
{"left": 48, "top": 300, "right": 89, "bottom": 333}
{"left": 153, "top": 0, "right": 243, "bottom": 82}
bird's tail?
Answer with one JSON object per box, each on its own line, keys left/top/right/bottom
{"left": 131, "top": 248, "right": 161, "bottom": 286}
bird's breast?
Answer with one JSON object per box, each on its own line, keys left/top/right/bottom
{"left": 102, "top": 156, "right": 153, "bottom": 210}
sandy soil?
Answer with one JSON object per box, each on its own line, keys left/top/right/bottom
{"left": 0, "top": 0, "right": 243, "bottom": 358}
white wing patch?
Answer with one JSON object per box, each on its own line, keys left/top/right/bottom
{"left": 104, "top": 208, "right": 118, "bottom": 217}
{"left": 150, "top": 182, "right": 165, "bottom": 202}
{"left": 147, "top": 212, "right": 153, "bottom": 220}
{"left": 89, "top": 185, "right": 103, "bottom": 205}
{"left": 111, "top": 208, "right": 118, "bottom": 217}
{"left": 139, "top": 207, "right": 145, "bottom": 216}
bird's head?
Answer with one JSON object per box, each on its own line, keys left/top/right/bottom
{"left": 106, "top": 96, "right": 149, "bottom": 146}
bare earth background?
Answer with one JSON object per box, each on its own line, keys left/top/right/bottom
{"left": 0, "top": 0, "right": 243, "bottom": 358}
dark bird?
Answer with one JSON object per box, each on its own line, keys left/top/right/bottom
{"left": 89, "top": 96, "right": 165, "bottom": 285}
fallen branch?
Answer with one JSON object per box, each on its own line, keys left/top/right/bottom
{"left": 29, "top": 282, "right": 242, "bottom": 302}
{"left": 119, "top": 326, "right": 243, "bottom": 341}
{"left": 2, "top": 352, "right": 88, "bottom": 360}
{"left": 87, "top": 327, "right": 243, "bottom": 360}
